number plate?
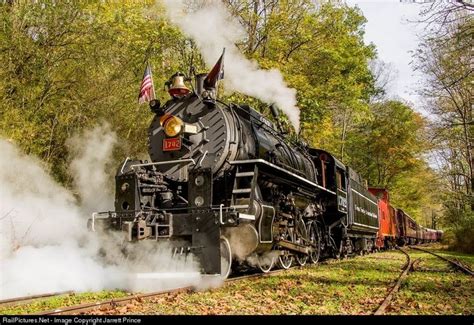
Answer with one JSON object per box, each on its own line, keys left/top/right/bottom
{"left": 163, "top": 137, "right": 181, "bottom": 151}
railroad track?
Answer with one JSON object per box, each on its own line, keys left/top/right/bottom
{"left": 0, "top": 291, "right": 74, "bottom": 308}
{"left": 33, "top": 268, "right": 287, "bottom": 315}
{"left": 373, "top": 245, "right": 473, "bottom": 315}
{"left": 29, "top": 252, "right": 395, "bottom": 315}
{"left": 27, "top": 249, "right": 427, "bottom": 316}
{"left": 373, "top": 247, "right": 412, "bottom": 315}
{"left": 409, "top": 246, "right": 474, "bottom": 276}
{"left": 33, "top": 286, "right": 194, "bottom": 316}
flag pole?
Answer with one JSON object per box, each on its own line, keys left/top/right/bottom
{"left": 149, "top": 61, "right": 156, "bottom": 100}
{"left": 216, "top": 48, "right": 225, "bottom": 98}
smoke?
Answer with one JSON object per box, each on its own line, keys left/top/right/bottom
{"left": 0, "top": 125, "right": 202, "bottom": 300}
{"left": 162, "top": 0, "right": 301, "bottom": 132}
{"left": 66, "top": 123, "right": 117, "bottom": 214}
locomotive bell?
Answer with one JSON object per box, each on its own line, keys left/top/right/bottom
{"left": 167, "top": 72, "right": 190, "bottom": 98}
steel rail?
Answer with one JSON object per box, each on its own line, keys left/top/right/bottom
{"left": 409, "top": 246, "right": 474, "bottom": 276}
{"left": 373, "top": 247, "right": 412, "bottom": 315}
{"left": 33, "top": 286, "right": 194, "bottom": 316}
{"left": 0, "top": 291, "right": 74, "bottom": 308}
{"left": 33, "top": 269, "right": 289, "bottom": 316}
{"left": 31, "top": 250, "right": 405, "bottom": 315}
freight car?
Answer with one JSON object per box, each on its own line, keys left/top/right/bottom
{"left": 368, "top": 188, "right": 443, "bottom": 249}
{"left": 88, "top": 70, "right": 380, "bottom": 277}
{"left": 368, "top": 188, "right": 397, "bottom": 249}
{"left": 423, "top": 227, "right": 438, "bottom": 243}
{"left": 397, "top": 209, "right": 423, "bottom": 246}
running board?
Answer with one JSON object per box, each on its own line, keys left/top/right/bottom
{"left": 277, "top": 240, "right": 311, "bottom": 255}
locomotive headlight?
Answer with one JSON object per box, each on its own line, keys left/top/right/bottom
{"left": 163, "top": 116, "right": 184, "bottom": 137}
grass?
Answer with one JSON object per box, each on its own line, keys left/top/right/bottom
{"left": 2, "top": 246, "right": 473, "bottom": 315}
{"left": 387, "top": 247, "right": 474, "bottom": 315}
{"left": 96, "top": 251, "right": 408, "bottom": 315}
{"left": 425, "top": 243, "right": 474, "bottom": 269}
{"left": 110, "top": 248, "right": 473, "bottom": 315}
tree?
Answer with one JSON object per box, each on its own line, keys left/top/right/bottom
{"left": 347, "top": 101, "right": 428, "bottom": 187}
{"left": 368, "top": 59, "right": 396, "bottom": 102}
{"left": 0, "top": 1, "right": 190, "bottom": 183}
{"left": 223, "top": 1, "right": 376, "bottom": 159}
{"left": 414, "top": 1, "right": 473, "bottom": 251}
{"left": 344, "top": 100, "right": 438, "bottom": 223}
{"left": 416, "top": 14, "right": 473, "bottom": 210}
{"left": 0, "top": 0, "right": 442, "bottom": 242}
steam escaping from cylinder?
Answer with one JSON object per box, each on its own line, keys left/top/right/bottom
{"left": 245, "top": 251, "right": 280, "bottom": 269}
{"left": 162, "top": 0, "right": 301, "bottom": 132}
{"left": 0, "top": 125, "right": 203, "bottom": 300}
{"left": 225, "top": 224, "right": 259, "bottom": 262}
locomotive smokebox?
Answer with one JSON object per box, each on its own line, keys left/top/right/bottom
{"left": 148, "top": 96, "right": 243, "bottom": 181}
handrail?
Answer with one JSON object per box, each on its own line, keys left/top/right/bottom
{"left": 219, "top": 204, "right": 224, "bottom": 224}
{"left": 120, "top": 157, "right": 130, "bottom": 174}
{"left": 130, "top": 158, "right": 196, "bottom": 169}
{"left": 90, "top": 212, "right": 112, "bottom": 232}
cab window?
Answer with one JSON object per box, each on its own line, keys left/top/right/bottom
{"left": 336, "top": 168, "right": 346, "bottom": 190}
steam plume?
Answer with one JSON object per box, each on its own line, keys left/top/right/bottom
{"left": 163, "top": 0, "right": 301, "bottom": 132}
{"left": 0, "top": 125, "right": 201, "bottom": 299}
{"left": 67, "top": 123, "right": 117, "bottom": 214}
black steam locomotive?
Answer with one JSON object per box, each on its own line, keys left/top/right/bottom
{"left": 89, "top": 71, "right": 379, "bottom": 278}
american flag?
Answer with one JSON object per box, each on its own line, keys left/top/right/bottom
{"left": 138, "top": 63, "right": 155, "bottom": 104}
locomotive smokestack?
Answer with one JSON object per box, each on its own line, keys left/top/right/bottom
{"left": 270, "top": 104, "right": 280, "bottom": 119}
{"left": 270, "top": 104, "right": 286, "bottom": 134}
{"left": 195, "top": 73, "right": 207, "bottom": 96}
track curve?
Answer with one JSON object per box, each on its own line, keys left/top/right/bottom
{"left": 373, "top": 247, "right": 412, "bottom": 315}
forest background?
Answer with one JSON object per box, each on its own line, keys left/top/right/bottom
{"left": 0, "top": 0, "right": 472, "bottom": 251}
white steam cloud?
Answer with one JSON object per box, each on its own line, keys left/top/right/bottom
{"left": 163, "top": 0, "right": 301, "bottom": 132}
{"left": 67, "top": 124, "right": 117, "bottom": 214}
{"left": 0, "top": 125, "right": 202, "bottom": 300}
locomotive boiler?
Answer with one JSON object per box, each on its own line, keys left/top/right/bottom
{"left": 89, "top": 71, "right": 380, "bottom": 278}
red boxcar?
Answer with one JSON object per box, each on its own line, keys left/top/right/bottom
{"left": 368, "top": 188, "right": 397, "bottom": 249}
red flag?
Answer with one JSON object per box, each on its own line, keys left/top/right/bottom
{"left": 138, "top": 63, "right": 155, "bottom": 104}
{"left": 204, "top": 48, "right": 225, "bottom": 88}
